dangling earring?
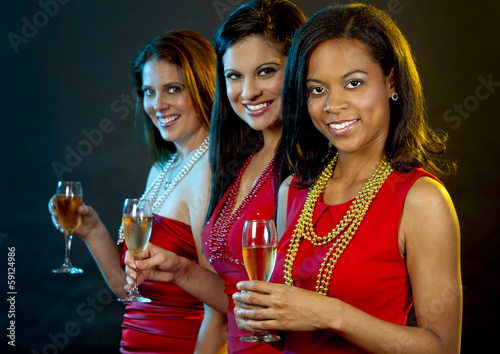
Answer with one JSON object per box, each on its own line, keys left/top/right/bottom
{"left": 391, "top": 92, "right": 399, "bottom": 101}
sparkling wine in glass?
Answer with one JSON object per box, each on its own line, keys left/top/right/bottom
{"left": 52, "top": 181, "right": 84, "bottom": 274}
{"left": 240, "top": 219, "right": 280, "bottom": 342}
{"left": 117, "top": 198, "right": 153, "bottom": 303}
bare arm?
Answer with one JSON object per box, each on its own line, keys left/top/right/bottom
{"left": 233, "top": 177, "right": 462, "bottom": 353}
{"left": 49, "top": 198, "right": 126, "bottom": 296}
{"left": 195, "top": 304, "right": 228, "bottom": 354}
{"left": 189, "top": 159, "right": 228, "bottom": 352}
{"left": 126, "top": 160, "right": 228, "bottom": 312}
{"left": 79, "top": 208, "right": 127, "bottom": 297}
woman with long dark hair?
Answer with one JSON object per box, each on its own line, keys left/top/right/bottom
{"left": 233, "top": 4, "right": 462, "bottom": 353}
{"left": 125, "top": 1, "right": 306, "bottom": 352}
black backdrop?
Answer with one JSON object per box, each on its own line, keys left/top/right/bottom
{"left": 1, "top": 0, "right": 499, "bottom": 353}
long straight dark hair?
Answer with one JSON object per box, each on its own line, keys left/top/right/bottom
{"left": 131, "top": 30, "right": 215, "bottom": 164}
{"left": 279, "top": 3, "right": 456, "bottom": 187}
{"left": 207, "top": 0, "right": 306, "bottom": 220}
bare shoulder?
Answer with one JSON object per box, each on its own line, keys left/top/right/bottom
{"left": 146, "top": 162, "right": 163, "bottom": 189}
{"left": 183, "top": 154, "right": 211, "bottom": 208}
{"left": 185, "top": 155, "right": 211, "bottom": 191}
{"left": 401, "top": 176, "right": 460, "bottom": 255}
{"left": 185, "top": 155, "right": 211, "bottom": 240}
{"left": 277, "top": 175, "right": 294, "bottom": 209}
{"left": 404, "top": 176, "right": 456, "bottom": 216}
{"left": 279, "top": 175, "right": 294, "bottom": 193}
{"left": 277, "top": 175, "right": 294, "bottom": 240}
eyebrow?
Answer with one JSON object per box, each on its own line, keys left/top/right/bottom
{"left": 306, "top": 69, "right": 369, "bottom": 84}
{"left": 306, "top": 78, "right": 322, "bottom": 84}
{"left": 342, "top": 69, "right": 368, "bottom": 78}
{"left": 224, "top": 60, "right": 282, "bottom": 74}
{"left": 142, "top": 82, "right": 182, "bottom": 89}
{"left": 257, "top": 61, "right": 282, "bottom": 69}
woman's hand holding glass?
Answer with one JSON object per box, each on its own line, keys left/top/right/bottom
{"left": 117, "top": 198, "right": 153, "bottom": 303}
{"left": 238, "top": 219, "right": 280, "bottom": 342}
{"left": 124, "top": 242, "right": 187, "bottom": 292}
{"left": 233, "top": 280, "right": 333, "bottom": 334}
{"left": 49, "top": 181, "right": 106, "bottom": 274}
{"left": 49, "top": 195, "right": 103, "bottom": 242}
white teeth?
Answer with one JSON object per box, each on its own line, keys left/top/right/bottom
{"left": 158, "top": 115, "right": 180, "bottom": 124}
{"left": 329, "top": 120, "right": 356, "bottom": 129}
{"left": 247, "top": 102, "right": 269, "bottom": 111}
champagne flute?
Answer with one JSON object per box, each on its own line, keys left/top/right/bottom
{"left": 117, "top": 198, "right": 153, "bottom": 303}
{"left": 239, "top": 219, "right": 280, "bottom": 342}
{"left": 52, "top": 181, "right": 84, "bottom": 274}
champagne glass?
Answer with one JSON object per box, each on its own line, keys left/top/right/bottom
{"left": 52, "top": 181, "right": 84, "bottom": 274}
{"left": 117, "top": 198, "right": 153, "bottom": 303}
{"left": 239, "top": 219, "right": 280, "bottom": 342}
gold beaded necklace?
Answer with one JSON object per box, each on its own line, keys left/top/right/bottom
{"left": 283, "top": 154, "right": 393, "bottom": 295}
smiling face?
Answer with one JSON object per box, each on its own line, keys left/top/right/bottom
{"left": 306, "top": 38, "right": 394, "bottom": 155}
{"left": 142, "top": 58, "right": 206, "bottom": 148}
{"left": 222, "top": 36, "right": 287, "bottom": 131}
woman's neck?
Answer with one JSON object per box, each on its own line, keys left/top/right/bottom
{"left": 173, "top": 129, "right": 209, "bottom": 162}
{"left": 261, "top": 124, "right": 282, "bottom": 153}
{"left": 334, "top": 149, "right": 386, "bottom": 183}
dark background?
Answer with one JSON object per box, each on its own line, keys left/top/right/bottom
{"left": 1, "top": 0, "right": 498, "bottom": 352}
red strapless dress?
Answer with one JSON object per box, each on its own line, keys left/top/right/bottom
{"left": 120, "top": 214, "right": 204, "bottom": 353}
{"left": 271, "top": 168, "right": 437, "bottom": 353}
{"left": 202, "top": 171, "right": 282, "bottom": 353}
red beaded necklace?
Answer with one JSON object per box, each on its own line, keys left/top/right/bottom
{"left": 208, "top": 149, "right": 276, "bottom": 265}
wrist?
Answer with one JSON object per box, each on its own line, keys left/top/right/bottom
{"left": 320, "top": 296, "right": 345, "bottom": 332}
{"left": 78, "top": 221, "right": 108, "bottom": 243}
{"left": 173, "top": 256, "right": 192, "bottom": 286}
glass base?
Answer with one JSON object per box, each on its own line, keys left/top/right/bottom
{"left": 117, "top": 293, "right": 152, "bottom": 303}
{"left": 52, "top": 265, "right": 84, "bottom": 274}
{"left": 239, "top": 332, "right": 280, "bottom": 342}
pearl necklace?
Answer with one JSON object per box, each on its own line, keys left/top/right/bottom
{"left": 208, "top": 149, "right": 276, "bottom": 265}
{"left": 117, "top": 136, "right": 210, "bottom": 244}
{"left": 283, "top": 154, "right": 393, "bottom": 295}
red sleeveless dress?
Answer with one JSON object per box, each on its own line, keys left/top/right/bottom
{"left": 120, "top": 214, "right": 204, "bottom": 353}
{"left": 201, "top": 168, "right": 282, "bottom": 354}
{"left": 271, "top": 168, "right": 436, "bottom": 353}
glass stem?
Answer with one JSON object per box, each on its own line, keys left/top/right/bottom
{"left": 64, "top": 231, "right": 73, "bottom": 266}
{"left": 131, "top": 259, "right": 140, "bottom": 294}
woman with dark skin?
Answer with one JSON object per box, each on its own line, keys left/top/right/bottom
{"left": 233, "top": 4, "right": 462, "bottom": 353}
